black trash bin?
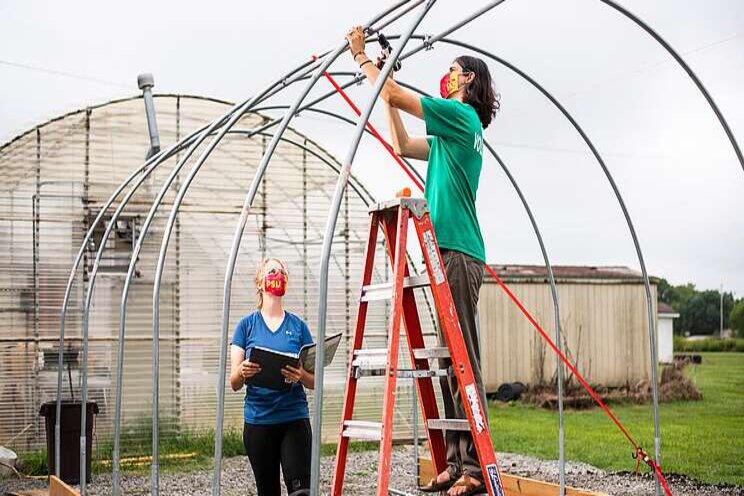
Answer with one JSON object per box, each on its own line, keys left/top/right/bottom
{"left": 39, "top": 401, "right": 98, "bottom": 484}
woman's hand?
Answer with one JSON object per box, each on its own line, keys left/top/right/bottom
{"left": 282, "top": 364, "right": 303, "bottom": 383}
{"left": 346, "top": 26, "right": 366, "bottom": 60}
{"left": 240, "top": 359, "right": 261, "bottom": 380}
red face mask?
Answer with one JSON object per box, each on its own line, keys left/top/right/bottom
{"left": 264, "top": 271, "right": 287, "bottom": 297}
{"left": 439, "top": 71, "right": 460, "bottom": 99}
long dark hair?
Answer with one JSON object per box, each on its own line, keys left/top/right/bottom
{"left": 455, "top": 55, "right": 500, "bottom": 129}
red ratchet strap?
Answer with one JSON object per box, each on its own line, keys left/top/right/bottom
{"left": 318, "top": 67, "right": 673, "bottom": 496}
{"left": 312, "top": 55, "right": 424, "bottom": 191}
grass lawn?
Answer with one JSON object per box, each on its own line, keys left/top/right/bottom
{"left": 488, "top": 352, "right": 744, "bottom": 486}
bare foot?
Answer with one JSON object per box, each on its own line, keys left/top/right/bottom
{"left": 434, "top": 470, "right": 452, "bottom": 485}
{"left": 421, "top": 469, "right": 453, "bottom": 492}
{"left": 447, "top": 474, "right": 483, "bottom": 496}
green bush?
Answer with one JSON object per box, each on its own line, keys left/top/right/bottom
{"left": 17, "top": 449, "right": 47, "bottom": 476}
{"left": 674, "top": 336, "right": 744, "bottom": 352}
{"left": 731, "top": 300, "right": 744, "bottom": 338}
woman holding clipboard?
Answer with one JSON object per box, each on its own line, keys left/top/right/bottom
{"left": 230, "top": 257, "right": 314, "bottom": 496}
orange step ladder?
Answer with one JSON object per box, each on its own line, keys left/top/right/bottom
{"left": 331, "top": 197, "right": 505, "bottom": 496}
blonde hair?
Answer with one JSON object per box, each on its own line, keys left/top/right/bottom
{"left": 255, "top": 257, "right": 289, "bottom": 309}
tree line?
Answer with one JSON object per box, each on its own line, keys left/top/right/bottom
{"left": 657, "top": 279, "right": 744, "bottom": 337}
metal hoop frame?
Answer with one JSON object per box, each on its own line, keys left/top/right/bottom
{"left": 51, "top": 1, "right": 743, "bottom": 495}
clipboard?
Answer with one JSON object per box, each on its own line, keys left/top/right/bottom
{"left": 246, "top": 332, "right": 343, "bottom": 390}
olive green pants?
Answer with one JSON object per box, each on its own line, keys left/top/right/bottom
{"left": 436, "top": 249, "right": 488, "bottom": 482}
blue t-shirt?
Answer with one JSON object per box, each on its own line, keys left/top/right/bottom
{"left": 231, "top": 311, "right": 314, "bottom": 425}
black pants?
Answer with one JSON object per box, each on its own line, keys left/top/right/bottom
{"left": 243, "top": 418, "right": 312, "bottom": 496}
{"left": 437, "top": 249, "right": 487, "bottom": 482}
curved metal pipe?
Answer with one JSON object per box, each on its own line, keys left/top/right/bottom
{"left": 208, "top": 42, "right": 345, "bottom": 496}
{"left": 424, "top": 35, "right": 661, "bottom": 487}
{"left": 65, "top": 53, "right": 321, "bottom": 495}
{"left": 109, "top": 47, "right": 353, "bottom": 494}
{"left": 153, "top": 94, "right": 321, "bottom": 496}
{"left": 79, "top": 156, "right": 167, "bottom": 495}
{"left": 392, "top": 76, "right": 567, "bottom": 494}
{"left": 111, "top": 9, "right": 433, "bottom": 486}
{"left": 598, "top": 4, "right": 744, "bottom": 488}
{"left": 311, "top": 4, "right": 516, "bottom": 494}
{"left": 67, "top": 10, "right": 408, "bottom": 490}
{"left": 78, "top": 122, "right": 227, "bottom": 493}
{"left": 56, "top": 116, "right": 229, "bottom": 482}
{"left": 107, "top": 127, "right": 367, "bottom": 490}
{"left": 313, "top": 3, "right": 436, "bottom": 494}
{"left": 72, "top": 100, "right": 400, "bottom": 494}
{"left": 55, "top": 112, "right": 240, "bottom": 485}
{"left": 250, "top": 101, "right": 441, "bottom": 358}
{"left": 235, "top": 127, "right": 376, "bottom": 204}
{"left": 117, "top": 69, "right": 330, "bottom": 496}
{"left": 54, "top": 157, "right": 151, "bottom": 478}
{"left": 292, "top": 23, "right": 679, "bottom": 493}
{"left": 254, "top": 53, "right": 556, "bottom": 492}
{"left": 60, "top": 3, "right": 430, "bottom": 483}
{"left": 379, "top": 31, "right": 671, "bottom": 490}
{"left": 290, "top": 71, "right": 564, "bottom": 490}
{"left": 599, "top": 0, "right": 743, "bottom": 177}
{"left": 209, "top": 4, "right": 429, "bottom": 494}
{"left": 254, "top": 100, "right": 426, "bottom": 186}
{"left": 108, "top": 15, "right": 424, "bottom": 490}
{"left": 310, "top": 67, "right": 566, "bottom": 490}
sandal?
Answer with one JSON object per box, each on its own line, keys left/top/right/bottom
{"left": 447, "top": 474, "right": 487, "bottom": 496}
{"left": 419, "top": 473, "right": 456, "bottom": 493}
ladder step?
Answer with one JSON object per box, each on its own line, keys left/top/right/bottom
{"left": 369, "top": 197, "right": 428, "bottom": 215}
{"left": 352, "top": 348, "right": 388, "bottom": 368}
{"left": 353, "top": 348, "right": 389, "bottom": 356}
{"left": 397, "top": 369, "right": 449, "bottom": 378}
{"left": 352, "top": 349, "right": 450, "bottom": 378}
{"left": 354, "top": 368, "right": 450, "bottom": 379}
{"left": 342, "top": 420, "right": 382, "bottom": 440}
{"left": 427, "top": 419, "right": 471, "bottom": 432}
{"left": 361, "top": 274, "right": 430, "bottom": 302}
{"left": 412, "top": 347, "right": 450, "bottom": 360}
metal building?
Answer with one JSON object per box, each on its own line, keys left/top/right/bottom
{"left": 479, "top": 265, "right": 658, "bottom": 391}
{"left": 0, "top": 94, "right": 437, "bottom": 453}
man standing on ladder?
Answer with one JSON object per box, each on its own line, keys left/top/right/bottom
{"left": 346, "top": 27, "right": 500, "bottom": 496}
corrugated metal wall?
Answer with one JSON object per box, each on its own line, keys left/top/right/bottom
{"left": 479, "top": 278, "right": 657, "bottom": 391}
{"left": 0, "top": 94, "right": 440, "bottom": 455}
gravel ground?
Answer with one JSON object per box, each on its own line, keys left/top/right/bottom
{"left": 2, "top": 446, "right": 742, "bottom": 496}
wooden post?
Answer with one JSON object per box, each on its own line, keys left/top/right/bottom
{"left": 50, "top": 475, "right": 80, "bottom": 496}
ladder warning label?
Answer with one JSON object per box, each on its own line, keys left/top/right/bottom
{"left": 486, "top": 464, "right": 504, "bottom": 496}
{"left": 423, "top": 230, "right": 445, "bottom": 285}
{"left": 465, "top": 383, "right": 485, "bottom": 433}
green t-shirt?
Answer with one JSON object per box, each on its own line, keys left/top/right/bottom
{"left": 421, "top": 96, "right": 485, "bottom": 263}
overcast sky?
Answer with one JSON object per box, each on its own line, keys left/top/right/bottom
{"left": 1, "top": 0, "right": 743, "bottom": 295}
